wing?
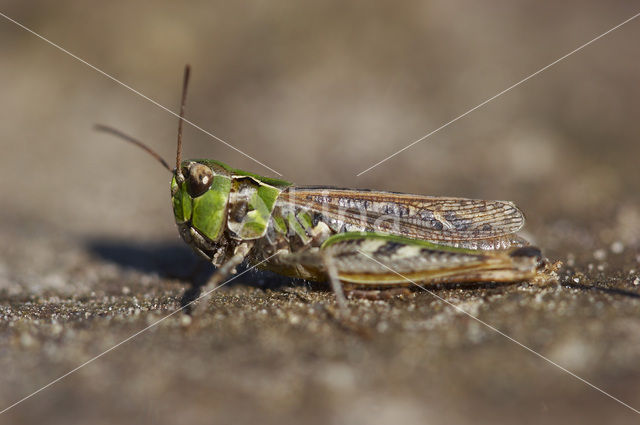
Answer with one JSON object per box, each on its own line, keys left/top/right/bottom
{"left": 279, "top": 187, "right": 525, "bottom": 243}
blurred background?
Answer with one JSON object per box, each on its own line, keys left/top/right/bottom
{"left": 1, "top": 1, "right": 640, "bottom": 424}
{"left": 2, "top": 0, "right": 639, "bottom": 244}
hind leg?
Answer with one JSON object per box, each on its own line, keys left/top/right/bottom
{"left": 344, "top": 286, "right": 412, "bottom": 300}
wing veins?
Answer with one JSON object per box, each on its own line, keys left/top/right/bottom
{"left": 282, "top": 187, "right": 525, "bottom": 242}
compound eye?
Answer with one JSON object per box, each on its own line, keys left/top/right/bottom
{"left": 187, "top": 163, "right": 214, "bottom": 197}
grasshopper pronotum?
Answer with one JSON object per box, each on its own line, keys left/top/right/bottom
{"left": 99, "top": 66, "right": 553, "bottom": 313}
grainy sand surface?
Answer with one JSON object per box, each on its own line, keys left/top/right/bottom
{"left": 2, "top": 2, "right": 640, "bottom": 424}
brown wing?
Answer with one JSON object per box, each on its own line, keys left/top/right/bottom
{"left": 280, "top": 187, "right": 525, "bottom": 243}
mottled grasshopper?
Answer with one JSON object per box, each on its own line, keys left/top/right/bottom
{"left": 100, "top": 66, "right": 551, "bottom": 312}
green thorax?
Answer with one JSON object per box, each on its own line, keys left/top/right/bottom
{"left": 171, "top": 159, "right": 292, "bottom": 242}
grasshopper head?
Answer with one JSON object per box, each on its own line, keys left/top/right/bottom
{"left": 171, "top": 161, "right": 233, "bottom": 263}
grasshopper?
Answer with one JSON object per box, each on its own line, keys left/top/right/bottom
{"left": 99, "top": 66, "right": 552, "bottom": 313}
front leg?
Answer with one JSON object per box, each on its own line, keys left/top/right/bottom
{"left": 189, "top": 241, "right": 254, "bottom": 315}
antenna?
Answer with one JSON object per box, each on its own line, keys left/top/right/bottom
{"left": 94, "top": 124, "right": 171, "bottom": 172}
{"left": 175, "top": 65, "right": 191, "bottom": 183}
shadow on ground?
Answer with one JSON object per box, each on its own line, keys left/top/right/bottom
{"left": 86, "top": 238, "right": 310, "bottom": 292}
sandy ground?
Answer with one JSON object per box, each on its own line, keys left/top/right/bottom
{"left": 2, "top": 2, "right": 640, "bottom": 424}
